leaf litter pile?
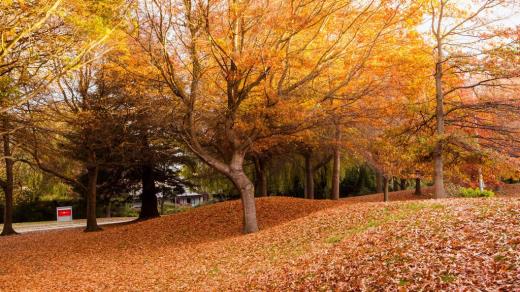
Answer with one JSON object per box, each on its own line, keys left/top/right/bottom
{"left": 0, "top": 191, "right": 519, "bottom": 291}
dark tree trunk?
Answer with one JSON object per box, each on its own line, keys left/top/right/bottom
{"left": 139, "top": 164, "right": 160, "bottom": 220}
{"left": 400, "top": 178, "right": 406, "bottom": 190}
{"left": 1, "top": 123, "right": 17, "bottom": 236}
{"left": 415, "top": 177, "right": 422, "bottom": 196}
{"left": 254, "top": 156, "right": 268, "bottom": 197}
{"left": 304, "top": 153, "right": 314, "bottom": 199}
{"left": 331, "top": 123, "right": 341, "bottom": 200}
{"left": 85, "top": 165, "right": 101, "bottom": 232}
{"left": 375, "top": 169, "right": 383, "bottom": 193}
{"left": 383, "top": 175, "right": 389, "bottom": 202}
{"left": 229, "top": 153, "right": 258, "bottom": 233}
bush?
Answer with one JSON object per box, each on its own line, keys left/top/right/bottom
{"left": 455, "top": 187, "right": 495, "bottom": 198}
{"left": 119, "top": 203, "right": 140, "bottom": 217}
{"left": 0, "top": 199, "right": 84, "bottom": 223}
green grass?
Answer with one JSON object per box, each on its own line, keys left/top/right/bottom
{"left": 440, "top": 273, "right": 457, "bottom": 283}
{"left": 325, "top": 235, "right": 344, "bottom": 244}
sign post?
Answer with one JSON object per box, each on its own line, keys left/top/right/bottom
{"left": 56, "top": 206, "right": 73, "bottom": 222}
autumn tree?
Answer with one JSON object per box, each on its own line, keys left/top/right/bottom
{"left": 134, "top": 0, "right": 418, "bottom": 232}
{"left": 425, "top": 0, "right": 520, "bottom": 198}
{"left": 22, "top": 49, "right": 135, "bottom": 231}
{"left": 0, "top": 0, "right": 126, "bottom": 236}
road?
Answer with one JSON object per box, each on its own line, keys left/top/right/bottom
{"left": 1, "top": 217, "right": 136, "bottom": 234}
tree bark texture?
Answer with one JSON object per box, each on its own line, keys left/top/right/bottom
{"left": 434, "top": 39, "right": 446, "bottom": 198}
{"left": 139, "top": 164, "right": 160, "bottom": 220}
{"left": 304, "top": 153, "right": 315, "bottom": 199}
{"left": 1, "top": 122, "right": 16, "bottom": 236}
{"left": 85, "top": 165, "right": 101, "bottom": 232}
{"left": 383, "top": 175, "right": 389, "bottom": 202}
{"left": 229, "top": 153, "right": 258, "bottom": 233}
{"left": 415, "top": 177, "right": 422, "bottom": 196}
{"left": 375, "top": 169, "right": 383, "bottom": 193}
{"left": 331, "top": 123, "right": 341, "bottom": 200}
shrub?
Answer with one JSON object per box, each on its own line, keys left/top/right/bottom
{"left": 455, "top": 187, "right": 495, "bottom": 198}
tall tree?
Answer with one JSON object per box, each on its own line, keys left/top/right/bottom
{"left": 135, "top": 0, "right": 411, "bottom": 232}
{"left": 0, "top": 0, "right": 125, "bottom": 235}
{"left": 426, "top": 0, "right": 519, "bottom": 198}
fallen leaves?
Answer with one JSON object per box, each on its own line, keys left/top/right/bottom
{"left": 0, "top": 191, "right": 519, "bottom": 291}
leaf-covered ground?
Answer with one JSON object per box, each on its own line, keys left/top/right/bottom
{"left": 1, "top": 190, "right": 519, "bottom": 291}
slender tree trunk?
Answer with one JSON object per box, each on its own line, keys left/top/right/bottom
{"left": 304, "top": 153, "right": 314, "bottom": 199}
{"left": 400, "top": 178, "right": 406, "bottom": 190}
{"left": 139, "top": 164, "right": 160, "bottom": 220}
{"left": 331, "top": 123, "right": 341, "bottom": 200}
{"left": 375, "top": 169, "right": 383, "bottom": 193}
{"left": 434, "top": 38, "right": 446, "bottom": 198}
{"left": 383, "top": 175, "right": 389, "bottom": 202}
{"left": 415, "top": 177, "right": 422, "bottom": 196}
{"left": 1, "top": 123, "right": 16, "bottom": 236}
{"left": 478, "top": 168, "right": 485, "bottom": 192}
{"left": 254, "top": 157, "right": 268, "bottom": 197}
{"left": 85, "top": 165, "right": 101, "bottom": 232}
{"left": 229, "top": 153, "right": 258, "bottom": 233}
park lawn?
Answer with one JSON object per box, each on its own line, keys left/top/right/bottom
{"left": 0, "top": 190, "right": 519, "bottom": 291}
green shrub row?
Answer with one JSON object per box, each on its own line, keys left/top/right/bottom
{"left": 455, "top": 187, "right": 495, "bottom": 198}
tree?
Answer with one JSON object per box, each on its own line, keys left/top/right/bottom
{"left": 426, "top": 0, "right": 520, "bottom": 198}
{"left": 0, "top": 0, "right": 128, "bottom": 235}
{"left": 134, "top": 0, "right": 414, "bottom": 232}
{"left": 23, "top": 53, "right": 132, "bottom": 231}
{"left": 0, "top": 116, "right": 16, "bottom": 235}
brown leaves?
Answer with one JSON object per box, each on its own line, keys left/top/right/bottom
{"left": 1, "top": 193, "right": 519, "bottom": 290}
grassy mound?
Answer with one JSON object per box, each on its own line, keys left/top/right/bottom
{"left": 0, "top": 192, "right": 518, "bottom": 290}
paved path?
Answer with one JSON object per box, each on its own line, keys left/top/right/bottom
{"left": 1, "top": 217, "right": 136, "bottom": 234}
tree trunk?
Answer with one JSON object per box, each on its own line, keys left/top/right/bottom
{"left": 478, "top": 168, "right": 485, "bottom": 192}
{"left": 304, "top": 153, "right": 314, "bottom": 199}
{"left": 331, "top": 123, "right": 341, "bottom": 200}
{"left": 434, "top": 38, "right": 446, "bottom": 198}
{"left": 229, "top": 153, "right": 258, "bottom": 233}
{"left": 1, "top": 124, "right": 16, "bottom": 236}
{"left": 433, "top": 145, "right": 445, "bottom": 198}
{"left": 375, "top": 169, "right": 383, "bottom": 193}
{"left": 415, "top": 177, "right": 422, "bottom": 196}
{"left": 254, "top": 157, "right": 268, "bottom": 197}
{"left": 85, "top": 165, "right": 101, "bottom": 232}
{"left": 383, "top": 175, "right": 389, "bottom": 202}
{"left": 400, "top": 178, "right": 406, "bottom": 190}
{"left": 160, "top": 197, "right": 165, "bottom": 215}
{"left": 139, "top": 164, "right": 160, "bottom": 220}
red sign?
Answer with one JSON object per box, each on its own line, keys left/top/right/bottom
{"left": 58, "top": 209, "right": 72, "bottom": 217}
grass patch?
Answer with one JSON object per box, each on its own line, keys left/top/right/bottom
{"left": 440, "top": 273, "right": 456, "bottom": 283}
{"left": 494, "top": 255, "right": 506, "bottom": 262}
{"left": 208, "top": 267, "right": 220, "bottom": 277}
{"left": 325, "top": 235, "right": 344, "bottom": 244}
{"left": 398, "top": 279, "right": 410, "bottom": 286}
